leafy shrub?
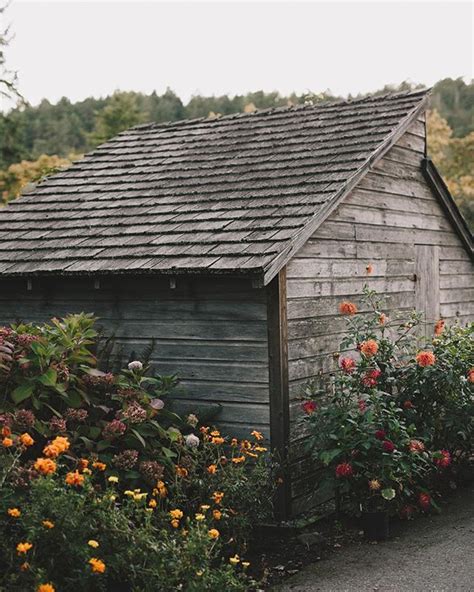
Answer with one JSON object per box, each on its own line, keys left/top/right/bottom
{"left": 0, "top": 315, "right": 187, "bottom": 489}
{"left": 302, "top": 287, "right": 473, "bottom": 517}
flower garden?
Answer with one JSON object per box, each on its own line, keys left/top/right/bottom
{"left": 302, "top": 287, "right": 473, "bottom": 533}
{"left": 0, "top": 289, "right": 473, "bottom": 590}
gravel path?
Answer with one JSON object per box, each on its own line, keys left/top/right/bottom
{"left": 273, "top": 485, "right": 474, "bottom": 592}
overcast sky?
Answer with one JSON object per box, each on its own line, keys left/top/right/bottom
{"left": 2, "top": 0, "right": 473, "bottom": 108}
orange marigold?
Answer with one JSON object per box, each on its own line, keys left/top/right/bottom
{"left": 34, "top": 458, "right": 57, "bottom": 476}
{"left": 339, "top": 301, "right": 358, "bottom": 316}
{"left": 213, "top": 509, "right": 222, "bottom": 520}
{"left": 8, "top": 508, "right": 21, "bottom": 518}
{"left": 65, "top": 471, "right": 85, "bottom": 487}
{"left": 17, "top": 542, "right": 33, "bottom": 554}
{"left": 208, "top": 528, "right": 220, "bottom": 539}
{"left": 416, "top": 351, "right": 436, "bottom": 367}
{"left": 2, "top": 437, "right": 13, "bottom": 447}
{"left": 468, "top": 368, "right": 474, "bottom": 383}
{"left": 434, "top": 319, "right": 445, "bottom": 336}
{"left": 92, "top": 461, "right": 107, "bottom": 471}
{"left": 1, "top": 426, "right": 11, "bottom": 437}
{"left": 360, "top": 339, "right": 379, "bottom": 357}
{"left": 211, "top": 436, "right": 225, "bottom": 445}
{"left": 232, "top": 456, "right": 246, "bottom": 464}
{"left": 175, "top": 466, "right": 188, "bottom": 478}
{"left": 37, "top": 584, "right": 55, "bottom": 592}
{"left": 89, "top": 557, "right": 106, "bottom": 573}
{"left": 251, "top": 430, "right": 264, "bottom": 441}
{"left": 207, "top": 464, "right": 217, "bottom": 474}
{"left": 20, "top": 433, "right": 34, "bottom": 447}
{"left": 212, "top": 491, "right": 224, "bottom": 505}
{"left": 42, "top": 520, "right": 55, "bottom": 529}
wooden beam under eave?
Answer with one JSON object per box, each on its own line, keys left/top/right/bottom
{"left": 267, "top": 267, "right": 291, "bottom": 520}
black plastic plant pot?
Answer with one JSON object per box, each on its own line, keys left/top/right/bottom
{"left": 362, "top": 511, "right": 390, "bottom": 541}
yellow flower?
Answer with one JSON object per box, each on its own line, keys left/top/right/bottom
{"left": 210, "top": 430, "right": 221, "bottom": 437}
{"left": 200, "top": 504, "right": 210, "bottom": 511}
{"left": 148, "top": 499, "right": 157, "bottom": 509}
{"left": 251, "top": 430, "right": 264, "bottom": 441}
{"left": 169, "top": 509, "right": 184, "bottom": 520}
{"left": 34, "top": 457, "right": 57, "bottom": 476}
{"left": 229, "top": 554, "right": 240, "bottom": 565}
{"left": 195, "top": 513, "right": 205, "bottom": 521}
{"left": 8, "top": 508, "right": 21, "bottom": 518}
{"left": 20, "top": 433, "right": 34, "bottom": 447}
{"left": 213, "top": 509, "right": 222, "bottom": 521}
{"left": 232, "top": 456, "right": 245, "bottom": 464}
{"left": 124, "top": 490, "right": 135, "bottom": 497}
{"left": 212, "top": 491, "right": 224, "bottom": 505}
{"left": 196, "top": 570, "right": 204, "bottom": 576}
{"left": 16, "top": 541, "right": 33, "bottom": 554}
{"left": 42, "top": 520, "right": 55, "bottom": 529}
{"left": 254, "top": 446, "right": 267, "bottom": 452}
{"left": 88, "top": 540, "right": 99, "bottom": 548}
{"left": 37, "top": 584, "right": 55, "bottom": 592}
{"left": 207, "top": 464, "right": 217, "bottom": 474}
{"left": 171, "top": 519, "right": 180, "bottom": 528}
{"left": 241, "top": 561, "right": 250, "bottom": 569}
{"left": 208, "top": 528, "right": 220, "bottom": 539}
{"left": 133, "top": 493, "right": 147, "bottom": 501}
{"left": 368, "top": 479, "right": 382, "bottom": 491}
{"left": 211, "top": 436, "right": 225, "bottom": 445}
{"left": 108, "top": 476, "right": 119, "bottom": 483}
{"left": 92, "top": 461, "right": 107, "bottom": 471}
{"left": 89, "top": 557, "right": 106, "bottom": 573}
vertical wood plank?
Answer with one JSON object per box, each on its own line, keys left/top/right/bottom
{"left": 267, "top": 267, "right": 291, "bottom": 520}
{"left": 415, "top": 245, "right": 440, "bottom": 335}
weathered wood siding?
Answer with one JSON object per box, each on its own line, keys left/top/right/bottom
{"left": 0, "top": 276, "right": 270, "bottom": 439}
{"left": 286, "top": 117, "right": 474, "bottom": 515}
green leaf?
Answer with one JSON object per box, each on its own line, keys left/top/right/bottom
{"left": 162, "top": 446, "right": 177, "bottom": 459}
{"left": 38, "top": 368, "right": 58, "bottom": 387}
{"left": 11, "top": 383, "right": 35, "bottom": 404}
{"left": 131, "top": 428, "right": 147, "bottom": 449}
{"left": 320, "top": 448, "right": 342, "bottom": 465}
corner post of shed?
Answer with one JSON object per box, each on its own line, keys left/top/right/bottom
{"left": 267, "top": 267, "right": 291, "bottom": 521}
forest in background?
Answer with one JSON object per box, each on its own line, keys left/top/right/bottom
{"left": 0, "top": 77, "right": 472, "bottom": 227}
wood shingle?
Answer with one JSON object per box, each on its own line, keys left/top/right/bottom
{"left": 0, "top": 90, "right": 432, "bottom": 282}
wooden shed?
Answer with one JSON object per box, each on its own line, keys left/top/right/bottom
{"left": 0, "top": 90, "right": 472, "bottom": 518}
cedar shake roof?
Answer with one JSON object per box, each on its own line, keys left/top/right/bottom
{"left": 0, "top": 90, "right": 431, "bottom": 284}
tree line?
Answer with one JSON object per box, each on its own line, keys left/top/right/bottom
{"left": 0, "top": 78, "right": 472, "bottom": 227}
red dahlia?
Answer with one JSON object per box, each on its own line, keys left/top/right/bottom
{"left": 419, "top": 492, "right": 431, "bottom": 510}
{"left": 375, "top": 429, "right": 386, "bottom": 440}
{"left": 434, "top": 450, "right": 451, "bottom": 469}
{"left": 302, "top": 400, "right": 317, "bottom": 415}
{"left": 335, "top": 462, "right": 353, "bottom": 478}
{"left": 382, "top": 440, "right": 396, "bottom": 453}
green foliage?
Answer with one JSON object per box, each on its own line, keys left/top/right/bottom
{"left": 88, "top": 91, "right": 145, "bottom": 146}
{"left": 0, "top": 470, "right": 251, "bottom": 591}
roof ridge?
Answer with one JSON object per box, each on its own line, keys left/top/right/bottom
{"left": 125, "top": 88, "right": 430, "bottom": 135}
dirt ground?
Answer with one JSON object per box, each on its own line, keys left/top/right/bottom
{"left": 272, "top": 484, "right": 474, "bottom": 592}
